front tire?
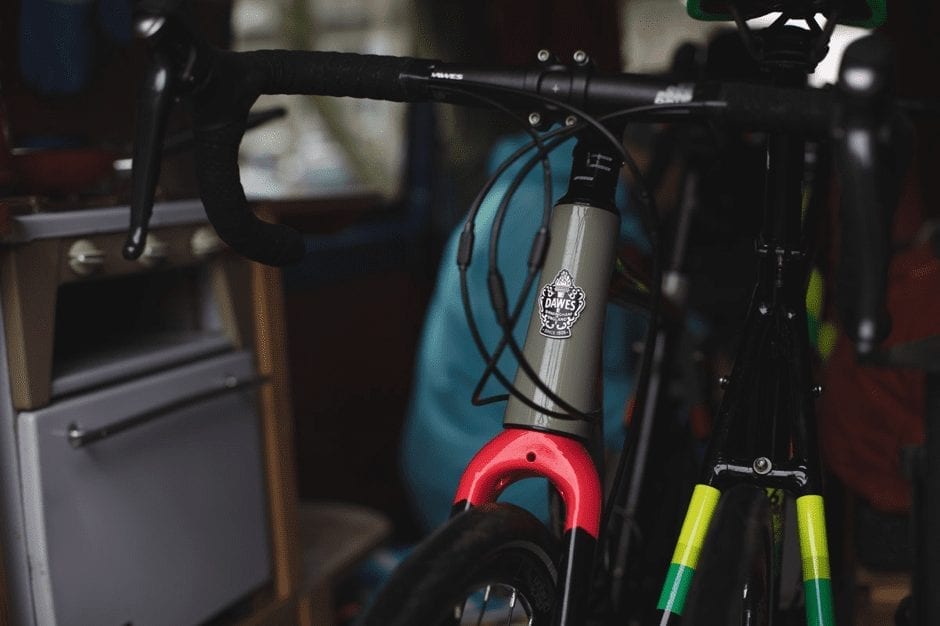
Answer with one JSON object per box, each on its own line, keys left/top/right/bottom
{"left": 359, "top": 502, "right": 560, "bottom": 625}
{"left": 683, "top": 484, "right": 774, "bottom": 626}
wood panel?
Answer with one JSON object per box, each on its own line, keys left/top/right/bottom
{"left": 249, "top": 236, "right": 303, "bottom": 602}
{"left": 1, "top": 239, "right": 59, "bottom": 409}
{"left": 236, "top": 595, "right": 299, "bottom": 626}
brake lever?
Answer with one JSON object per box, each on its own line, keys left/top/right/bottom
{"left": 833, "top": 34, "right": 911, "bottom": 356}
{"left": 123, "top": 7, "right": 210, "bottom": 260}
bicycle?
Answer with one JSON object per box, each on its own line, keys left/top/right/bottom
{"left": 124, "top": 1, "right": 912, "bottom": 624}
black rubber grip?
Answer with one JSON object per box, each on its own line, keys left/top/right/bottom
{"left": 190, "top": 50, "right": 434, "bottom": 266}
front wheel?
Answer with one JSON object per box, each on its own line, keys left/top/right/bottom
{"left": 359, "top": 502, "right": 560, "bottom": 625}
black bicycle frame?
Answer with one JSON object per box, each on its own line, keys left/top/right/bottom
{"left": 655, "top": 111, "right": 836, "bottom": 626}
{"left": 702, "top": 130, "right": 822, "bottom": 497}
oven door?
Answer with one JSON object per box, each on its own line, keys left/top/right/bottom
{"left": 17, "top": 350, "right": 271, "bottom": 626}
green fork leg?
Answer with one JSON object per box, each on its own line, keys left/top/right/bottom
{"left": 797, "top": 495, "right": 836, "bottom": 626}
{"left": 656, "top": 484, "right": 721, "bottom": 620}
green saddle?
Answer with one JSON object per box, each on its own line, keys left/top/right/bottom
{"left": 686, "top": 0, "right": 886, "bottom": 28}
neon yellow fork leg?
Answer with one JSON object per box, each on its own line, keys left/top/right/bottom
{"left": 656, "top": 484, "right": 721, "bottom": 616}
{"left": 797, "top": 495, "right": 836, "bottom": 626}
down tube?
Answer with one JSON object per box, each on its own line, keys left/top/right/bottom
{"left": 655, "top": 484, "right": 721, "bottom": 623}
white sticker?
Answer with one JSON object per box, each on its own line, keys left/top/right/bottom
{"left": 654, "top": 83, "right": 694, "bottom": 104}
{"left": 431, "top": 71, "right": 464, "bottom": 80}
{"left": 538, "top": 269, "right": 586, "bottom": 339}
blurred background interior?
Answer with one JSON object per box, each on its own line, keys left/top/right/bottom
{"left": 0, "top": 1, "right": 937, "bottom": 625}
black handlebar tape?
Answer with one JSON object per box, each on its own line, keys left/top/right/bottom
{"left": 711, "top": 82, "right": 832, "bottom": 135}
{"left": 186, "top": 48, "right": 844, "bottom": 266}
{"left": 247, "top": 49, "right": 435, "bottom": 101}
{"left": 834, "top": 35, "right": 902, "bottom": 355}
{"left": 191, "top": 50, "right": 433, "bottom": 267}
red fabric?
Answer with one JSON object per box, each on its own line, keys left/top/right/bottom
{"left": 820, "top": 243, "right": 940, "bottom": 512}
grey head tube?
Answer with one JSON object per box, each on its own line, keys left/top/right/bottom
{"left": 503, "top": 201, "right": 620, "bottom": 439}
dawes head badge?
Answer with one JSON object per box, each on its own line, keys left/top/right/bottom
{"left": 538, "top": 269, "right": 586, "bottom": 339}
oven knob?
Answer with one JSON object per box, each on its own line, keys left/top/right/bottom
{"left": 191, "top": 226, "right": 224, "bottom": 259}
{"left": 67, "top": 239, "right": 106, "bottom": 276}
{"left": 139, "top": 235, "right": 169, "bottom": 267}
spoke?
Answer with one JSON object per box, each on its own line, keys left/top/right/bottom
{"left": 504, "top": 588, "right": 517, "bottom": 626}
{"left": 475, "top": 585, "right": 492, "bottom": 626}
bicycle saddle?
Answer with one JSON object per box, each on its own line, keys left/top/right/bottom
{"left": 687, "top": 0, "right": 886, "bottom": 27}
